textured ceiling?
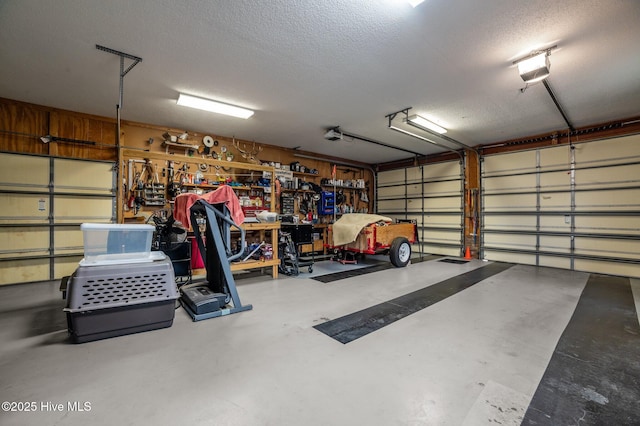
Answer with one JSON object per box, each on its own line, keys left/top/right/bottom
{"left": 1, "top": 0, "right": 639, "bottom": 164}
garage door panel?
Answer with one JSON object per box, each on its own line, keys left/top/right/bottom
{"left": 484, "top": 233, "right": 536, "bottom": 249}
{"left": 574, "top": 237, "right": 640, "bottom": 258}
{"left": 377, "top": 160, "right": 462, "bottom": 255}
{"left": 539, "top": 236, "right": 571, "bottom": 253}
{"left": 0, "top": 193, "right": 49, "bottom": 224}
{"left": 574, "top": 259, "right": 640, "bottom": 278}
{"left": 574, "top": 216, "right": 640, "bottom": 235}
{"left": 0, "top": 154, "right": 49, "bottom": 190}
{"left": 539, "top": 191, "right": 571, "bottom": 211}
{"left": 576, "top": 164, "right": 639, "bottom": 188}
{"left": 0, "top": 154, "right": 114, "bottom": 285}
{"left": 423, "top": 215, "right": 461, "bottom": 227}
{"left": 54, "top": 159, "right": 113, "bottom": 196}
{"left": 378, "top": 185, "right": 406, "bottom": 198}
{"left": 575, "top": 188, "right": 640, "bottom": 211}
{"left": 423, "top": 198, "right": 460, "bottom": 211}
{"left": 54, "top": 197, "right": 113, "bottom": 222}
{"left": 406, "top": 199, "right": 423, "bottom": 212}
{"left": 574, "top": 134, "right": 640, "bottom": 165}
{"left": 483, "top": 151, "right": 536, "bottom": 175}
{"left": 54, "top": 227, "right": 83, "bottom": 254}
{"left": 406, "top": 167, "right": 421, "bottom": 183}
{"left": 423, "top": 162, "right": 461, "bottom": 180}
{"left": 423, "top": 229, "right": 460, "bottom": 242}
{"left": 423, "top": 180, "right": 460, "bottom": 196}
{"left": 539, "top": 146, "right": 570, "bottom": 168}
{"left": 378, "top": 170, "right": 405, "bottom": 186}
{"left": 484, "top": 215, "right": 537, "bottom": 230}
{"left": 378, "top": 199, "right": 405, "bottom": 212}
{"left": 482, "top": 138, "right": 640, "bottom": 278}
{"left": 538, "top": 256, "right": 571, "bottom": 269}
{"left": 54, "top": 257, "right": 83, "bottom": 279}
{"left": 406, "top": 183, "right": 423, "bottom": 196}
{"left": 484, "top": 193, "right": 537, "bottom": 211}
{"left": 539, "top": 171, "right": 570, "bottom": 190}
{"left": 539, "top": 215, "right": 572, "bottom": 232}
{"left": 0, "top": 259, "right": 49, "bottom": 286}
{"left": 420, "top": 243, "right": 458, "bottom": 257}
{"left": 0, "top": 227, "right": 49, "bottom": 258}
{"left": 484, "top": 250, "right": 537, "bottom": 265}
{"left": 483, "top": 174, "right": 536, "bottom": 193}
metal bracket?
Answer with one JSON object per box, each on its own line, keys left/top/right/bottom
{"left": 96, "top": 44, "right": 142, "bottom": 108}
{"left": 96, "top": 44, "right": 142, "bottom": 180}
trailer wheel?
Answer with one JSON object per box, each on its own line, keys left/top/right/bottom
{"left": 390, "top": 237, "right": 411, "bottom": 267}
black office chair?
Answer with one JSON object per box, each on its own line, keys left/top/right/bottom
{"left": 162, "top": 241, "right": 192, "bottom": 286}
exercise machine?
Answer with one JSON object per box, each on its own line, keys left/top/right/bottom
{"left": 180, "top": 200, "right": 253, "bottom": 321}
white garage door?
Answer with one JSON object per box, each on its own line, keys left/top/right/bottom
{"left": 377, "top": 159, "right": 464, "bottom": 256}
{"left": 481, "top": 134, "right": 640, "bottom": 278}
{"left": 0, "top": 153, "right": 115, "bottom": 285}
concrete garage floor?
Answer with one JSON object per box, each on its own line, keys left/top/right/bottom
{"left": 1, "top": 258, "right": 639, "bottom": 426}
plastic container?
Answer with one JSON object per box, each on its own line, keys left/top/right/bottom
{"left": 81, "top": 223, "right": 154, "bottom": 264}
{"left": 256, "top": 211, "right": 278, "bottom": 222}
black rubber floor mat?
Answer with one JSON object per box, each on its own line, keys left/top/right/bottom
{"left": 312, "top": 254, "right": 441, "bottom": 283}
{"left": 312, "top": 263, "right": 392, "bottom": 283}
{"left": 522, "top": 274, "right": 640, "bottom": 425}
{"left": 438, "top": 258, "right": 469, "bottom": 264}
{"left": 314, "top": 262, "right": 513, "bottom": 343}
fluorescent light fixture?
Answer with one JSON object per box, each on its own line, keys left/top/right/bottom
{"left": 177, "top": 94, "right": 254, "bottom": 119}
{"left": 406, "top": 114, "right": 447, "bottom": 134}
{"left": 517, "top": 52, "right": 550, "bottom": 83}
{"left": 408, "top": 0, "right": 426, "bottom": 6}
{"left": 389, "top": 125, "right": 438, "bottom": 144}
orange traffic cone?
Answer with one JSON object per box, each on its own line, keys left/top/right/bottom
{"left": 464, "top": 246, "right": 472, "bottom": 260}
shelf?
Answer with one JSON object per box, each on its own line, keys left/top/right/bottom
{"left": 321, "top": 184, "right": 366, "bottom": 190}
{"left": 282, "top": 188, "right": 315, "bottom": 193}
{"left": 162, "top": 140, "right": 200, "bottom": 150}
{"left": 232, "top": 221, "right": 281, "bottom": 231}
{"left": 230, "top": 258, "right": 280, "bottom": 272}
{"left": 181, "top": 183, "right": 263, "bottom": 191}
{"left": 293, "top": 171, "right": 320, "bottom": 178}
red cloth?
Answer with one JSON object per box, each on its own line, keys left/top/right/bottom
{"left": 173, "top": 186, "right": 245, "bottom": 229}
{"left": 190, "top": 237, "right": 205, "bottom": 270}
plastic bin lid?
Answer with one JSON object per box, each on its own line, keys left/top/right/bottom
{"left": 81, "top": 223, "right": 154, "bottom": 230}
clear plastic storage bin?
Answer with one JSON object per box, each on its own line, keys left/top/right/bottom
{"left": 81, "top": 223, "right": 154, "bottom": 264}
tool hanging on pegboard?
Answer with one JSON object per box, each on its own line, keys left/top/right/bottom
{"left": 142, "top": 160, "right": 165, "bottom": 207}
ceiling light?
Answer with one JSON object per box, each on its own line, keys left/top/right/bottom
{"left": 406, "top": 114, "right": 447, "bottom": 134}
{"left": 324, "top": 129, "right": 343, "bottom": 141}
{"left": 517, "top": 52, "right": 550, "bottom": 84}
{"left": 389, "top": 125, "right": 438, "bottom": 144}
{"left": 408, "top": 0, "right": 426, "bottom": 7}
{"left": 177, "top": 94, "right": 254, "bottom": 119}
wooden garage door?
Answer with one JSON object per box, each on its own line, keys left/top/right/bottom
{"left": 481, "top": 135, "right": 640, "bottom": 278}
{"left": 377, "top": 159, "right": 463, "bottom": 256}
{"left": 0, "top": 153, "right": 115, "bottom": 285}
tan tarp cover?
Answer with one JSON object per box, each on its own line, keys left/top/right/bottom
{"left": 331, "top": 213, "right": 392, "bottom": 246}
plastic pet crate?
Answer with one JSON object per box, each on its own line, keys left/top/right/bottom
{"left": 64, "top": 257, "right": 178, "bottom": 343}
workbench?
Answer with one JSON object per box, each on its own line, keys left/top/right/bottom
{"left": 230, "top": 221, "right": 281, "bottom": 278}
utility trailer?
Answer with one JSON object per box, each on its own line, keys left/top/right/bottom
{"left": 326, "top": 217, "right": 417, "bottom": 267}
